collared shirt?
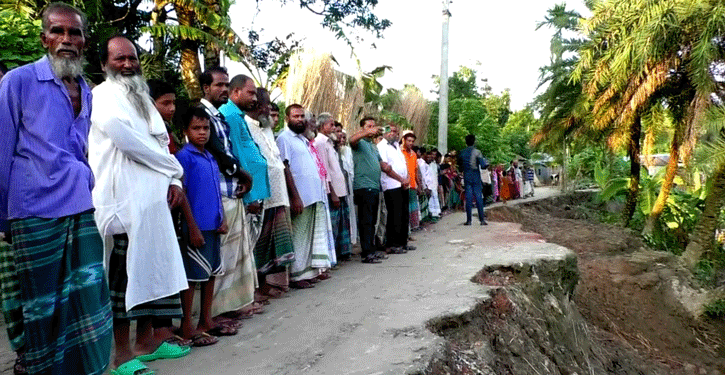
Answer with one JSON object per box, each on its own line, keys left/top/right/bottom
{"left": 402, "top": 148, "right": 418, "bottom": 189}
{"left": 351, "top": 138, "right": 382, "bottom": 191}
{"left": 175, "top": 144, "right": 224, "bottom": 230}
{"left": 218, "top": 101, "right": 270, "bottom": 204}
{"left": 200, "top": 98, "right": 242, "bottom": 198}
{"left": 460, "top": 146, "right": 487, "bottom": 173}
{"left": 248, "top": 123, "right": 289, "bottom": 208}
{"left": 376, "top": 138, "right": 407, "bottom": 191}
{"left": 276, "top": 128, "right": 325, "bottom": 207}
{"left": 0, "top": 56, "right": 94, "bottom": 231}
{"left": 314, "top": 133, "right": 348, "bottom": 197}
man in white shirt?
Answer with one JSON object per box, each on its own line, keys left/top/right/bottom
{"left": 314, "top": 113, "right": 353, "bottom": 260}
{"left": 427, "top": 149, "right": 442, "bottom": 219}
{"left": 376, "top": 124, "right": 412, "bottom": 253}
{"left": 277, "top": 104, "right": 331, "bottom": 288}
{"left": 89, "top": 35, "right": 189, "bottom": 373}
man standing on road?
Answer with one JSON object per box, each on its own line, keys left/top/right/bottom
{"left": 0, "top": 4, "right": 113, "bottom": 373}
{"left": 90, "top": 35, "right": 190, "bottom": 373}
{"left": 277, "top": 104, "right": 331, "bottom": 288}
{"left": 198, "top": 67, "right": 259, "bottom": 320}
{"left": 314, "top": 113, "right": 353, "bottom": 261}
{"left": 246, "top": 88, "right": 296, "bottom": 297}
{"left": 376, "top": 124, "right": 413, "bottom": 254}
{"left": 350, "top": 117, "right": 407, "bottom": 263}
{"left": 460, "top": 134, "right": 489, "bottom": 226}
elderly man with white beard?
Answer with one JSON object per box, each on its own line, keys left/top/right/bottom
{"left": 89, "top": 35, "right": 191, "bottom": 375}
{"left": 0, "top": 3, "right": 113, "bottom": 374}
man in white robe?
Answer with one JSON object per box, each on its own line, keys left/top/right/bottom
{"left": 89, "top": 36, "right": 189, "bottom": 371}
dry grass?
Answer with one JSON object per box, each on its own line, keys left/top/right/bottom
{"left": 282, "top": 49, "right": 431, "bottom": 137}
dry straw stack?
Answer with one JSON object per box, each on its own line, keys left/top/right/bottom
{"left": 283, "top": 49, "right": 431, "bottom": 137}
{"left": 283, "top": 49, "right": 365, "bottom": 133}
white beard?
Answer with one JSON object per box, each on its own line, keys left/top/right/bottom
{"left": 258, "top": 114, "right": 274, "bottom": 128}
{"left": 106, "top": 71, "right": 152, "bottom": 123}
{"left": 48, "top": 53, "right": 84, "bottom": 79}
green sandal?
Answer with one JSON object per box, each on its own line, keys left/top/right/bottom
{"left": 110, "top": 359, "right": 154, "bottom": 375}
{"left": 136, "top": 342, "right": 191, "bottom": 362}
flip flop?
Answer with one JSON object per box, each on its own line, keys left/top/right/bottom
{"left": 136, "top": 342, "right": 191, "bottom": 362}
{"left": 190, "top": 332, "right": 218, "bottom": 347}
{"left": 110, "top": 359, "right": 155, "bottom": 375}
{"left": 164, "top": 335, "right": 192, "bottom": 347}
{"left": 207, "top": 325, "right": 238, "bottom": 337}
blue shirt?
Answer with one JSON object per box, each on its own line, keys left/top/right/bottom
{"left": 175, "top": 144, "right": 224, "bottom": 231}
{"left": 218, "top": 102, "right": 270, "bottom": 204}
{"left": 0, "top": 56, "right": 95, "bottom": 231}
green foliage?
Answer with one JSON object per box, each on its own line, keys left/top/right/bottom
{"left": 704, "top": 298, "right": 725, "bottom": 318}
{"left": 0, "top": 9, "right": 44, "bottom": 69}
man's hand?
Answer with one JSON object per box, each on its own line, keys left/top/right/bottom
{"left": 167, "top": 185, "right": 184, "bottom": 209}
{"left": 217, "top": 221, "right": 229, "bottom": 235}
{"left": 189, "top": 227, "right": 206, "bottom": 249}
{"left": 330, "top": 194, "right": 341, "bottom": 209}
{"left": 290, "top": 196, "right": 304, "bottom": 218}
{"left": 247, "top": 201, "right": 262, "bottom": 215}
{"left": 235, "top": 184, "right": 249, "bottom": 198}
{"left": 399, "top": 177, "right": 410, "bottom": 189}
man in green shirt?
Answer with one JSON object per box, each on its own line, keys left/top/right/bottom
{"left": 350, "top": 117, "right": 407, "bottom": 263}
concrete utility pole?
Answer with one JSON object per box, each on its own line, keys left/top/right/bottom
{"left": 437, "top": 0, "right": 451, "bottom": 154}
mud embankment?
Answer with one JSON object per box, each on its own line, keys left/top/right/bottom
{"left": 414, "top": 252, "right": 666, "bottom": 375}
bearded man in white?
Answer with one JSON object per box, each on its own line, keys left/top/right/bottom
{"left": 88, "top": 35, "right": 190, "bottom": 373}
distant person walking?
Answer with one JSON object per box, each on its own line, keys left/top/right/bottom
{"left": 460, "top": 134, "right": 488, "bottom": 225}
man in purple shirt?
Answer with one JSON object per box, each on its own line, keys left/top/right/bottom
{"left": 0, "top": 3, "right": 112, "bottom": 374}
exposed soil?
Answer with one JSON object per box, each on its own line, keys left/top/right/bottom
{"left": 485, "top": 192, "right": 725, "bottom": 374}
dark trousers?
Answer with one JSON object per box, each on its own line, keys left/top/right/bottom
{"left": 354, "top": 188, "right": 380, "bottom": 258}
{"left": 464, "top": 172, "right": 485, "bottom": 223}
{"left": 384, "top": 187, "right": 409, "bottom": 248}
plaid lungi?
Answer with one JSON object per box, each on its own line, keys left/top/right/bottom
{"left": 109, "top": 234, "right": 183, "bottom": 320}
{"left": 419, "top": 193, "right": 430, "bottom": 222}
{"left": 254, "top": 206, "right": 295, "bottom": 275}
{"left": 290, "top": 202, "right": 331, "bottom": 281}
{"left": 408, "top": 189, "right": 420, "bottom": 229}
{"left": 0, "top": 239, "right": 24, "bottom": 351}
{"left": 330, "top": 199, "right": 352, "bottom": 257}
{"left": 10, "top": 212, "right": 112, "bottom": 375}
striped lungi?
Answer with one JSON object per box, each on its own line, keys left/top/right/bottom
{"left": 212, "top": 196, "right": 257, "bottom": 316}
{"left": 375, "top": 193, "right": 387, "bottom": 248}
{"left": 10, "top": 212, "right": 112, "bottom": 375}
{"left": 290, "top": 202, "right": 331, "bottom": 281}
{"left": 329, "top": 198, "right": 352, "bottom": 258}
{"left": 109, "top": 234, "right": 183, "bottom": 319}
{"left": 254, "top": 206, "right": 295, "bottom": 275}
{"left": 0, "top": 239, "right": 24, "bottom": 351}
{"left": 408, "top": 189, "right": 420, "bottom": 229}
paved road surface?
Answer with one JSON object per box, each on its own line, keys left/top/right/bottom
{"left": 0, "top": 187, "right": 566, "bottom": 374}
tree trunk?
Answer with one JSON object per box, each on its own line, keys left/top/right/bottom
{"left": 681, "top": 163, "right": 725, "bottom": 268}
{"left": 203, "top": 0, "right": 222, "bottom": 68}
{"left": 177, "top": 6, "right": 203, "bottom": 101}
{"left": 623, "top": 117, "right": 642, "bottom": 227}
{"left": 643, "top": 133, "right": 680, "bottom": 234}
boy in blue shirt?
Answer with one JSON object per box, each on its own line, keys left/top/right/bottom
{"left": 175, "top": 106, "right": 231, "bottom": 345}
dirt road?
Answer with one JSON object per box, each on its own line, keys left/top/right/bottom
{"left": 0, "top": 187, "right": 566, "bottom": 374}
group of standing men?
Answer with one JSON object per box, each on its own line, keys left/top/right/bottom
{"left": 0, "top": 3, "right": 491, "bottom": 375}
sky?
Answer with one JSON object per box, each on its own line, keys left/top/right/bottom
{"left": 226, "top": 0, "right": 590, "bottom": 111}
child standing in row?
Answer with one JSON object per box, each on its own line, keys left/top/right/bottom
{"left": 175, "top": 106, "right": 230, "bottom": 346}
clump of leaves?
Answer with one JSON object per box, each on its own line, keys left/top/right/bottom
{"left": 0, "top": 10, "right": 44, "bottom": 69}
{"left": 704, "top": 298, "right": 725, "bottom": 318}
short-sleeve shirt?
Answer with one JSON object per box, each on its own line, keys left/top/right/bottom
{"left": 276, "top": 129, "right": 325, "bottom": 207}
{"left": 377, "top": 139, "right": 407, "bottom": 191}
{"left": 352, "top": 138, "right": 382, "bottom": 191}
{"left": 175, "top": 144, "right": 224, "bottom": 231}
